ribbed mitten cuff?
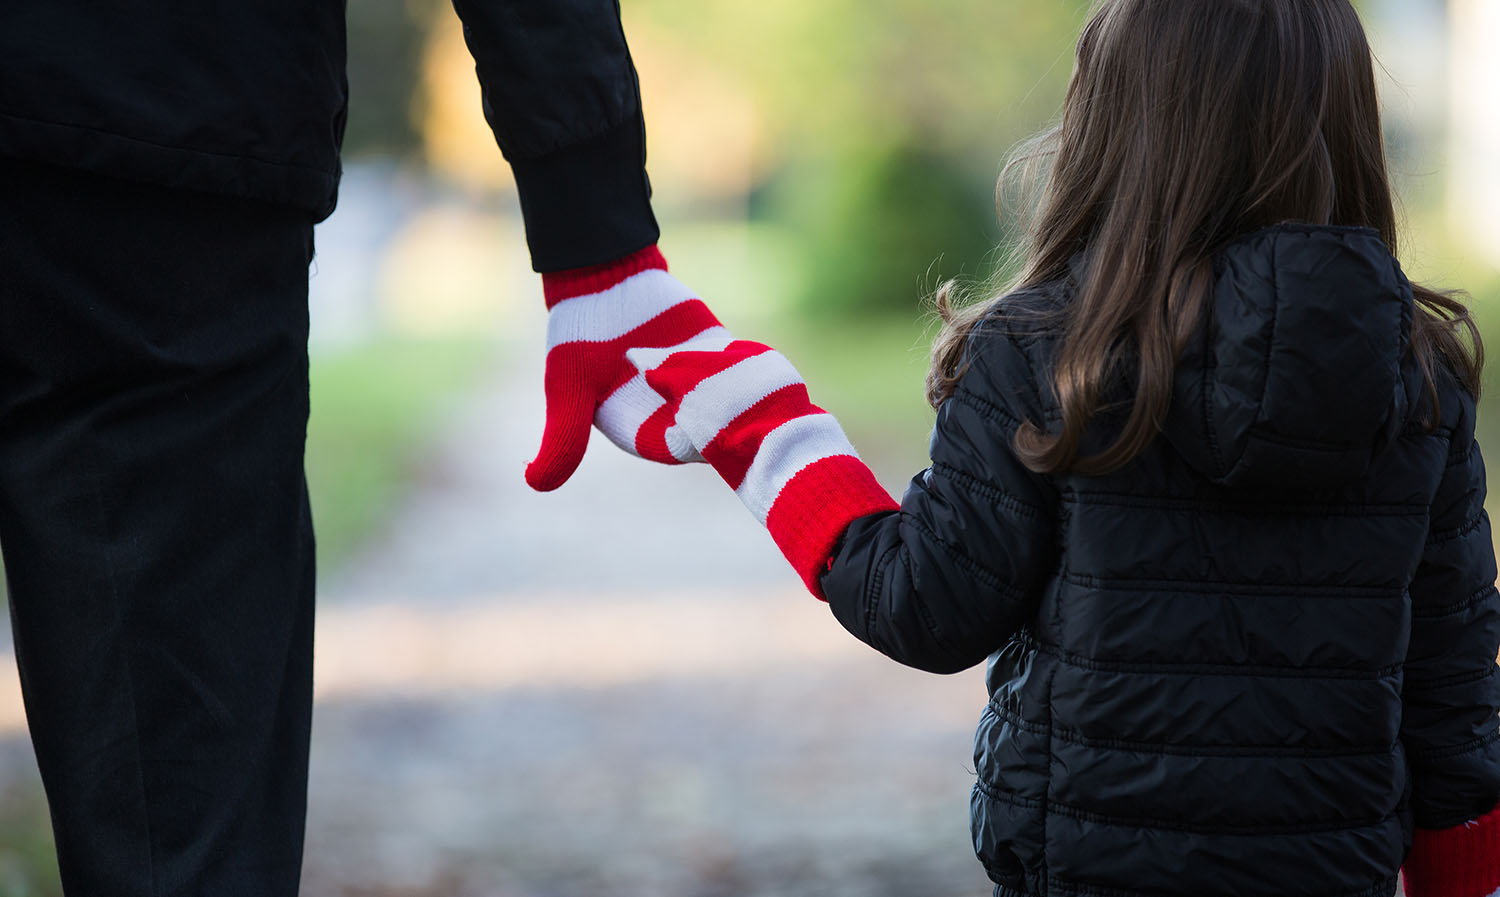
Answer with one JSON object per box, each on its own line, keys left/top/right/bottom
{"left": 541, "top": 244, "right": 667, "bottom": 308}
{"left": 764, "top": 455, "right": 899, "bottom": 599}
{"left": 629, "top": 340, "right": 899, "bottom": 599}
{"left": 1404, "top": 802, "right": 1500, "bottom": 897}
{"left": 514, "top": 118, "right": 661, "bottom": 274}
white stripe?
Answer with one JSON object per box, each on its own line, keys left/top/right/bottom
{"left": 624, "top": 329, "right": 737, "bottom": 376}
{"left": 666, "top": 428, "right": 703, "bottom": 462}
{"left": 654, "top": 328, "right": 737, "bottom": 461}
{"left": 668, "top": 328, "right": 736, "bottom": 357}
{"left": 734, "top": 414, "right": 859, "bottom": 523}
{"left": 594, "top": 378, "right": 667, "bottom": 453}
{"left": 597, "top": 326, "right": 733, "bottom": 461}
{"left": 675, "top": 349, "right": 805, "bottom": 446}
{"left": 548, "top": 269, "right": 699, "bottom": 346}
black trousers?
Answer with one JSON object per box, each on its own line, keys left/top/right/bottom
{"left": 0, "top": 159, "right": 316, "bottom": 896}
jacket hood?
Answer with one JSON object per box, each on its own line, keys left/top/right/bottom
{"left": 1160, "top": 223, "right": 1416, "bottom": 490}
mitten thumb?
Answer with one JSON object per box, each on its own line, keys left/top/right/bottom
{"left": 526, "top": 356, "right": 596, "bottom": 492}
{"left": 625, "top": 345, "right": 675, "bottom": 379}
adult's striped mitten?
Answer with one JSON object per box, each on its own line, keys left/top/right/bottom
{"left": 628, "top": 339, "right": 899, "bottom": 597}
{"left": 528, "top": 245, "right": 728, "bottom": 491}
{"left": 1403, "top": 803, "right": 1500, "bottom": 897}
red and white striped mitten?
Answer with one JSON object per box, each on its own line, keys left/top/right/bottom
{"left": 1403, "top": 803, "right": 1500, "bottom": 897}
{"left": 527, "top": 245, "right": 729, "bottom": 491}
{"left": 628, "top": 339, "right": 899, "bottom": 597}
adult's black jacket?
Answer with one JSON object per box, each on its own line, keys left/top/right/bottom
{"left": 0, "top": 0, "right": 656, "bottom": 271}
{"left": 824, "top": 224, "right": 1500, "bottom": 897}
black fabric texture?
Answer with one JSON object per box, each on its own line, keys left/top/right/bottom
{"left": 823, "top": 223, "right": 1500, "bottom": 897}
{"left": 0, "top": 158, "right": 317, "bottom": 897}
{"left": 0, "top": 0, "right": 659, "bottom": 270}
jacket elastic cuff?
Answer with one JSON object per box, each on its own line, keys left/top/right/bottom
{"left": 763, "top": 456, "right": 899, "bottom": 601}
{"left": 540, "top": 244, "right": 667, "bottom": 309}
{"left": 511, "top": 118, "right": 661, "bottom": 273}
{"left": 1404, "top": 801, "right": 1500, "bottom": 897}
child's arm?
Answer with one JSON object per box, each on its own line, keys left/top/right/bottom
{"left": 1400, "top": 388, "right": 1500, "bottom": 897}
{"left": 818, "top": 323, "right": 1058, "bottom": 673}
{"left": 629, "top": 320, "right": 1055, "bottom": 674}
{"left": 626, "top": 338, "right": 900, "bottom": 595}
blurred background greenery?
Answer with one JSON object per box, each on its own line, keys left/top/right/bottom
{"left": 2, "top": 0, "right": 1498, "bottom": 894}
{"left": 296, "top": 0, "right": 1496, "bottom": 559}
{"left": 313, "top": 0, "right": 1127, "bottom": 573}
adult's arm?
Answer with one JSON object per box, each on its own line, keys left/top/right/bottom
{"left": 449, "top": 0, "right": 659, "bottom": 272}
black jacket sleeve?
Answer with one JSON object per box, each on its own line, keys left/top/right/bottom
{"left": 820, "top": 322, "right": 1059, "bottom": 674}
{"left": 448, "top": 0, "right": 659, "bottom": 272}
{"left": 1402, "top": 387, "right": 1500, "bottom": 828}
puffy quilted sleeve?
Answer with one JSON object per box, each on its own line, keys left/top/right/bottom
{"left": 1402, "top": 386, "right": 1500, "bottom": 831}
{"left": 820, "top": 319, "right": 1059, "bottom": 674}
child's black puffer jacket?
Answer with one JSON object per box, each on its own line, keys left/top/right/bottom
{"left": 822, "top": 223, "right": 1500, "bottom": 897}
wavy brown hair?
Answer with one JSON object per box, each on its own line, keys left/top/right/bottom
{"left": 928, "top": 0, "right": 1482, "bottom": 476}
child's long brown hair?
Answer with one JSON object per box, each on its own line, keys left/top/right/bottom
{"left": 928, "top": 0, "right": 1482, "bottom": 476}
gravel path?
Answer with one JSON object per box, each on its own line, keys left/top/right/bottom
{"left": 0, "top": 314, "right": 1419, "bottom": 897}
{"left": 0, "top": 258, "right": 994, "bottom": 897}
{"left": 301, "top": 330, "right": 994, "bottom": 897}
{"left": 0, "top": 328, "right": 1418, "bottom": 897}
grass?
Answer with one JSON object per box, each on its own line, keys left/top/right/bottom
{"left": 0, "top": 337, "right": 495, "bottom": 603}
{"left": 305, "top": 336, "right": 495, "bottom": 572}
{"left": 769, "top": 315, "right": 938, "bottom": 481}
{"left": 0, "top": 790, "right": 60, "bottom": 897}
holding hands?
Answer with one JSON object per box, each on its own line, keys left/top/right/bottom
{"left": 627, "top": 337, "right": 897, "bottom": 596}
{"left": 526, "top": 245, "right": 728, "bottom": 491}
{"left": 529, "top": 245, "right": 896, "bottom": 596}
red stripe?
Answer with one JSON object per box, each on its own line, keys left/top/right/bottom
{"left": 1404, "top": 801, "right": 1500, "bottom": 897}
{"left": 598, "top": 299, "right": 722, "bottom": 365}
{"left": 536, "top": 299, "right": 723, "bottom": 471}
{"left": 762, "top": 456, "right": 898, "bottom": 600}
{"left": 640, "top": 340, "right": 774, "bottom": 406}
{"left": 637, "top": 340, "right": 789, "bottom": 469}
{"left": 700, "top": 384, "right": 822, "bottom": 490}
{"left": 634, "top": 397, "right": 683, "bottom": 464}
{"left": 622, "top": 300, "right": 723, "bottom": 352}
{"left": 601, "top": 301, "right": 726, "bottom": 400}
{"left": 543, "top": 300, "right": 723, "bottom": 399}
{"left": 541, "top": 244, "right": 669, "bottom": 308}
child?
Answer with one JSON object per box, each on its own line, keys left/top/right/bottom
{"left": 535, "top": 0, "right": 1500, "bottom": 893}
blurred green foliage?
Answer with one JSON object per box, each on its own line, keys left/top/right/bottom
{"left": 306, "top": 337, "right": 493, "bottom": 570}
{"left": 0, "top": 334, "right": 483, "bottom": 605}
{"left": 344, "top": 0, "right": 444, "bottom": 158}
{"left": 632, "top": 0, "right": 1091, "bottom": 153}
{"left": 635, "top": 0, "right": 1093, "bottom": 318}
{"left": 1467, "top": 275, "right": 1500, "bottom": 460}
{"left": 756, "top": 143, "right": 1000, "bottom": 317}
{"left": 0, "top": 791, "right": 60, "bottom": 897}
{"left": 663, "top": 219, "right": 937, "bottom": 475}
{"left": 0, "top": 339, "right": 492, "bottom": 602}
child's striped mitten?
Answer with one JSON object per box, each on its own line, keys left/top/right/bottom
{"left": 1403, "top": 803, "right": 1500, "bottom": 897}
{"left": 528, "top": 245, "right": 729, "bottom": 491}
{"left": 628, "top": 339, "right": 899, "bottom": 597}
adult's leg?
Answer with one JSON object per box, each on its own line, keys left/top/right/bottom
{"left": 0, "top": 160, "right": 316, "bottom": 897}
